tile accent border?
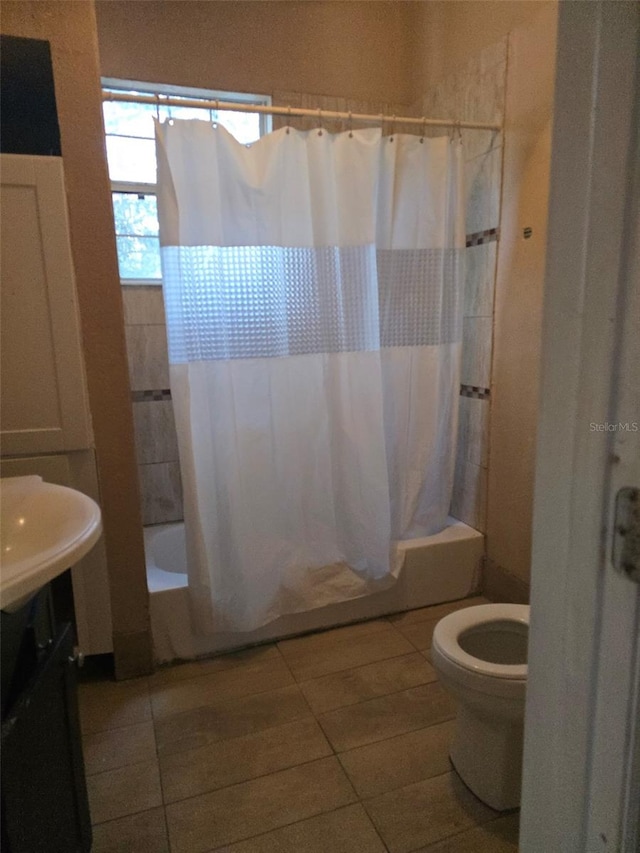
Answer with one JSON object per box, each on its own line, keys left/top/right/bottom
{"left": 465, "top": 228, "right": 499, "bottom": 248}
{"left": 460, "top": 384, "right": 490, "bottom": 400}
{"left": 132, "top": 389, "right": 172, "bottom": 403}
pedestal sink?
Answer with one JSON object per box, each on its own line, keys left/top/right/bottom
{"left": 0, "top": 475, "right": 102, "bottom": 612}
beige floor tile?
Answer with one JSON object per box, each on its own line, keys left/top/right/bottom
{"left": 393, "top": 618, "right": 440, "bottom": 651}
{"left": 364, "top": 771, "right": 497, "bottom": 853}
{"left": 389, "top": 597, "right": 490, "bottom": 628}
{"left": 300, "top": 652, "right": 437, "bottom": 714}
{"left": 148, "top": 644, "right": 281, "bottom": 688}
{"left": 154, "top": 683, "right": 312, "bottom": 756}
{"left": 160, "top": 717, "right": 332, "bottom": 803}
{"left": 318, "top": 682, "right": 456, "bottom": 752}
{"left": 150, "top": 655, "right": 294, "bottom": 719}
{"left": 339, "top": 719, "right": 456, "bottom": 798}
{"left": 281, "top": 625, "right": 414, "bottom": 682}
{"left": 87, "top": 760, "right": 163, "bottom": 825}
{"left": 90, "top": 807, "right": 169, "bottom": 853}
{"left": 165, "top": 756, "right": 357, "bottom": 853}
{"left": 278, "top": 619, "right": 390, "bottom": 658}
{"left": 415, "top": 813, "right": 520, "bottom": 852}
{"left": 83, "top": 721, "right": 156, "bottom": 776}
{"left": 212, "top": 804, "right": 386, "bottom": 853}
{"left": 79, "top": 677, "right": 151, "bottom": 734}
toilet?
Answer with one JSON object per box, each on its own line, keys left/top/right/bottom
{"left": 431, "top": 603, "right": 529, "bottom": 811}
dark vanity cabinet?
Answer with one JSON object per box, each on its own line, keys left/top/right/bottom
{"left": 1, "top": 588, "right": 92, "bottom": 853}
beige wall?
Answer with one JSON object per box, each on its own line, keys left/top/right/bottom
{"left": 486, "top": 5, "right": 558, "bottom": 590}
{"left": 416, "top": 1, "right": 558, "bottom": 593}
{"left": 413, "top": 1, "right": 555, "bottom": 97}
{"left": 96, "top": 1, "right": 416, "bottom": 105}
{"left": 96, "top": 0, "right": 557, "bottom": 598}
{"left": 1, "top": 1, "right": 153, "bottom": 677}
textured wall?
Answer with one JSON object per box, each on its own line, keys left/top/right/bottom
{"left": 96, "top": 1, "right": 417, "bottom": 105}
{"left": 95, "top": 1, "right": 557, "bottom": 604}
{"left": 414, "top": 40, "right": 507, "bottom": 536}
{"left": 486, "top": 7, "right": 558, "bottom": 594}
{"left": 415, "top": 2, "right": 559, "bottom": 596}
{"left": 1, "top": 1, "right": 153, "bottom": 677}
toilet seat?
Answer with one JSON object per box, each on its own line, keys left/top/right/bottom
{"left": 432, "top": 603, "right": 529, "bottom": 681}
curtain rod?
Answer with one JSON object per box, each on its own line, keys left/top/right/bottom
{"left": 102, "top": 90, "right": 502, "bottom": 133}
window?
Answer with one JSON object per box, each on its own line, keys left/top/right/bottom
{"left": 101, "top": 79, "right": 271, "bottom": 283}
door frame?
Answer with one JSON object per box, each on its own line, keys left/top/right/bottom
{"left": 520, "top": 3, "right": 640, "bottom": 851}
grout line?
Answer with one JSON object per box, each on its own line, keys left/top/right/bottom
{"left": 160, "top": 753, "right": 346, "bottom": 809}
{"left": 337, "top": 716, "right": 456, "bottom": 761}
{"left": 361, "top": 767, "right": 455, "bottom": 807}
{"left": 88, "top": 603, "right": 500, "bottom": 850}
{"left": 199, "top": 802, "right": 381, "bottom": 853}
{"left": 147, "top": 678, "right": 174, "bottom": 852}
{"left": 400, "top": 806, "right": 509, "bottom": 853}
{"left": 308, "top": 669, "right": 440, "bottom": 719}
{"left": 149, "top": 639, "right": 282, "bottom": 683}
{"left": 148, "top": 652, "right": 291, "bottom": 691}
{"left": 153, "top": 692, "right": 314, "bottom": 760}
{"left": 287, "top": 645, "right": 425, "bottom": 685}
{"left": 160, "top": 721, "right": 333, "bottom": 795}
{"left": 150, "top": 675, "right": 301, "bottom": 722}
{"left": 318, "top": 707, "right": 456, "bottom": 758}
{"left": 277, "top": 618, "right": 392, "bottom": 657}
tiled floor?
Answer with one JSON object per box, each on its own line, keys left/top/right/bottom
{"left": 80, "top": 595, "right": 520, "bottom": 852}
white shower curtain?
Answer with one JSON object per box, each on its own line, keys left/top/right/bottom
{"left": 155, "top": 121, "right": 464, "bottom": 632}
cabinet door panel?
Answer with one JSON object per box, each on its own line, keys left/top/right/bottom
{"left": 0, "top": 154, "right": 92, "bottom": 454}
{"left": 1, "top": 623, "right": 91, "bottom": 853}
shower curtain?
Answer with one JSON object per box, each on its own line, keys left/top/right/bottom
{"left": 155, "top": 121, "right": 464, "bottom": 632}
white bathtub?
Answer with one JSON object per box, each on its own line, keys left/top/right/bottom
{"left": 145, "top": 518, "right": 484, "bottom": 663}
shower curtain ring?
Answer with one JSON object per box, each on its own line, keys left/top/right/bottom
{"left": 420, "top": 116, "right": 427, "bottom": 143}
{"left": 348, "top": 110, "right": 353, "bottom": 138}
{"left": 317, "top": 108, "right": 323, "bottom": 136}
{"left": 286, "top": 105, "right": 291, "bottom": 134}
{"left": 389, "top": 114, "right": 396, "bottom": 143}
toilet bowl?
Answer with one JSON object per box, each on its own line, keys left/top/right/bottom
{"left": 431, "top": 603, "right": 529, "bottom": 811}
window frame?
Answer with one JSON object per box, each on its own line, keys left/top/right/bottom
{"left": 101, "top": 78, "right": 272, "bottom": 285}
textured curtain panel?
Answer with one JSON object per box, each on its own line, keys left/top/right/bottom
{"left": 156, "top": 121, "right": 464, "bottom": 632}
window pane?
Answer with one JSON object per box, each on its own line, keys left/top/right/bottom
{"left": 116, "top": 236, "right": 162, "bottom": 280}
{"left": 216, "top": 109, "right": 261, "bottom": 144}
{"left": 106, "top": 136, "right": 157, "bottom": 183}
{"left": 112, "top": 192, "right": 159, "bottom": 237}
{"left": 158, "top": 104, "right": 212, "bottom": 123}
{"left": 103, "top": 99, "right": 157, "bottom": 138}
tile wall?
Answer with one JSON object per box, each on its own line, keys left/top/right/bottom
{"left": 415, "top": 39, "right": 507, "bottom": 532}
{"left": 122, "top": 286, "right": 183, "bottom": 525}
{"left": 271, "top": 91, "right": 416, "bottom": 135}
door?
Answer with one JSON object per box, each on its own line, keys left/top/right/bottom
{"left": 520, "top": 3, "right": 640, "bottom": 851}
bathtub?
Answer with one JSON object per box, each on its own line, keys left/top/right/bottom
{"left": 145, "top": 518, "right": 484, "bottom": 663}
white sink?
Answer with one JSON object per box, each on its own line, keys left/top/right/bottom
{"left": 0, "top": 476, "right": 102, "bottom": 612}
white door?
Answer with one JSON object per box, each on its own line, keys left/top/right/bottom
{"left": 521, "top": 3, "right": 640, "bottom": 851}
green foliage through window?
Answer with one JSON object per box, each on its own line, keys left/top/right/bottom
{"left": 102, "top": 84, "right": 267, "bottom": 282}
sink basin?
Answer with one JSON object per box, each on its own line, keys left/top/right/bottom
{"left": 0, "top": 476, "right": 102, "bottom": 612}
